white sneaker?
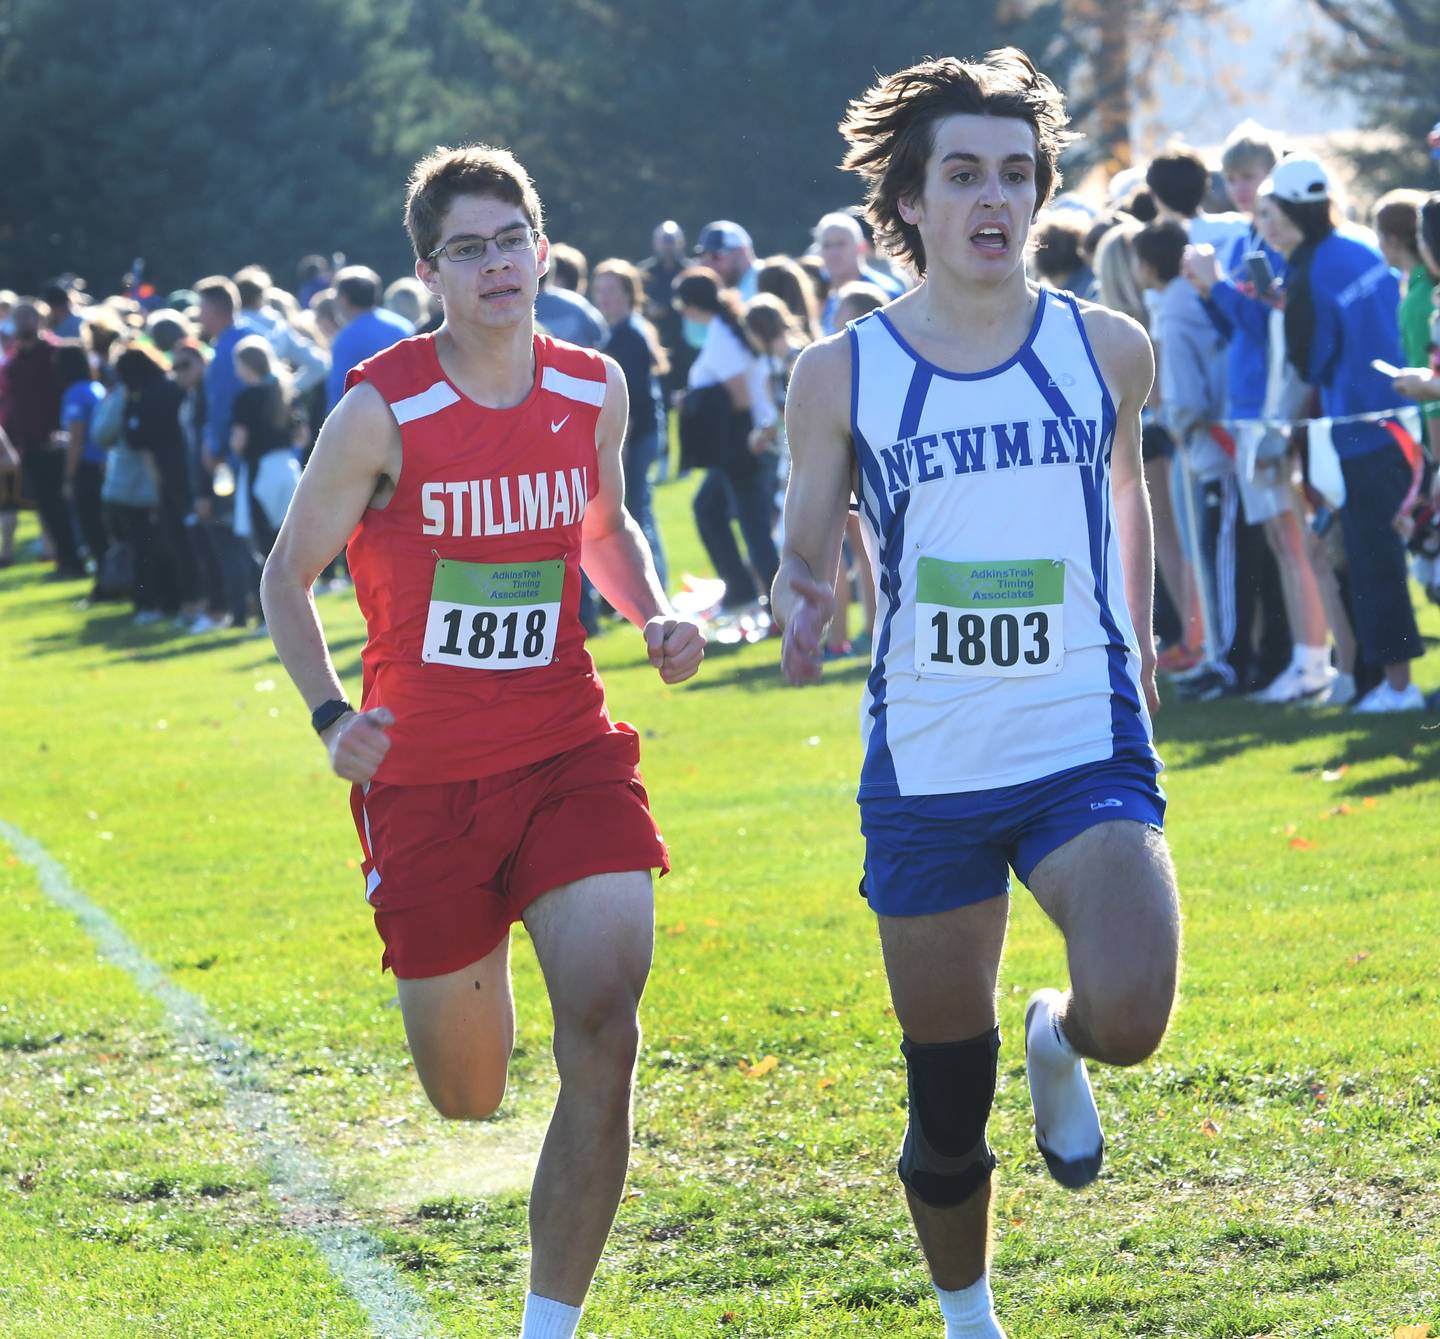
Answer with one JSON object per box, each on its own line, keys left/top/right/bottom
{"left": 1316, "top": 671, "right": 1356, "bottom": 707}
{"left": 132, "top": 609, "right": 164, "bottom": 626}
{"left": 1352, "top": 681, "right": 1424, "bottom": 714}
{"left": 187, "top": 614, "right": 220, "bottom": 634}
{"left": 1250, "top": 663, "right": 1336, "bottom": 704}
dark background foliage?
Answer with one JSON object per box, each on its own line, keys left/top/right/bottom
{"left": 1, "top": 0, "right": 1425, "bottom": 297}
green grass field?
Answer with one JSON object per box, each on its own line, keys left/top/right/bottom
{"left": 2, "top": 485, "right": 1438, "bottom": 1339}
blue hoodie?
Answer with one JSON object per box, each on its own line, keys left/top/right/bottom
{"left": 1293, "top": 228, "right": 1404, "bottom": 460}
{"left": 1203, "top": 227, "right": 1285, "bottom": 419}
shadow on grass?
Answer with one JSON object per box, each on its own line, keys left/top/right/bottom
{"left": 1158, "top": 693, "right": 1440, "bottom": 797}
{"left": 26, "top": 599, "right": 365, "bottom": 668}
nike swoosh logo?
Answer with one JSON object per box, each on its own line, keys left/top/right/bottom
{"left": 551, "top": 415, "right": 570, "bottom": 433}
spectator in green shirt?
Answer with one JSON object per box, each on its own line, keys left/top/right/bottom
{"left": 1373, "top": 189, "right": 1435, "bottom": 368}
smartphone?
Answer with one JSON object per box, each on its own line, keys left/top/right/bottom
{"left": 1244, "top": 251, "right": 1275, "bottom": 296}
{"left": 1371, "top": 358, "right": 1403, "bottom": 378}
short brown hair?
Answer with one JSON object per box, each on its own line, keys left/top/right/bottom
{"left": 1374, "top": 188, "right": 1425, "bottom": 254}
{"left": 194, "top": 276, "right": 239, "bottom": 316}
{"left": 405, "top": 144, "right": 544, "bottom": 262}
{"left": 839, "top": 48, "right": 1076, "bottom": 276}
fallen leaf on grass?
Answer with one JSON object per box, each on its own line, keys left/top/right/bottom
{"left": 1347, "top": 951, "right": 1370, "bottom": 966}
{"left": 720, "top": 1313, "right": 737, "bottom": 1326}
{"left": 1289, "top": 837, "right": 1314, "bottom": 850}
{"left": 1201, "top": 1117, "right": 1220, "bottom": 1137}
{"left": 665, "top": 922, "right": 687, "bottom": 936}
{"left": 1328, "top": 804, "right": 1352, "bottom": 817}
{"left": 817, "top": 1077, "right": 835, "bottom": 1091}
{"left": 1283, "top": 823, "right": 1298, "bottom": 836}
{"left": 1393, "top": 1327, "right": 1431, "bottom": 1339}
{"left": 703, "top": 918, "right": 721, "bottom": 929}
{"left": 1321, "top": 765, "right": 1347, "bottom": 781}
{"left": 1363, "top": 796, "right": 1379, "bottom": 809}
{"left": 739, "top": 1055, "right": 778, "bottom": 1078}
{"left": 1310, "top": 1083, "right": 1328, "bottom": 1105}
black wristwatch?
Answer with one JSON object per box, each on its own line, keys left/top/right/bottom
{"left": 311, "top": 698, "right": 353, "bottom": 736}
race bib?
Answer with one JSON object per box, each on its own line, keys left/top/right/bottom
{"left": 422, "top": 559, "right": 563, "bottom": 670}
{"left": 914, "top": 557, "right": 1065, "bottom": 678}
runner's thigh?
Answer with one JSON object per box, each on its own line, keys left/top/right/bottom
{"left": 397, "top": 934, "right": 515, "bottom": 1116}
{"left": 878, "top": 897, "right": 1010, "bottom": 1043}
{"left": 1026, "top": 820, "right": 1179, "bottom": 1003}
{"left": 523, "top": 871, "right": 656, "bottom": 1024}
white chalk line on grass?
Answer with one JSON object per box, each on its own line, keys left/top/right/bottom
{"left": 0, "top": 819, "right": 439, "bottom": 1339}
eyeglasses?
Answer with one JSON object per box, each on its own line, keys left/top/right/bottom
{"left": 427, "top": 225, "right": 536, "bottom": 264}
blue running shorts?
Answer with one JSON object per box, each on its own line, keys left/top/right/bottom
{"left": 859, "top": 755, "right": 1166, "bottom": 917}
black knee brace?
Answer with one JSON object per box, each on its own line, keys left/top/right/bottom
{"left": 897, "top": 1027, "right": 1000, "bottom": 1208}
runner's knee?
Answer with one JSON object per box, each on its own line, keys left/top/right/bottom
{"left": 897, "top": 1027, "right": 1000, "bottom": 1208}
{"left": 424, "top": 1067, "right": 509, "bottom": 1122}
{"left": 1077, "top": 990, "right": 1173, "bottom": 1067}
{"left": 553, "top": 995, "right": 642, "bottom": 1084}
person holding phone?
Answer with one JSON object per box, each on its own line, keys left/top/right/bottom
{"left": 1181, "top": 123, "right": 1339, "bottom": 705}
{"left": 1256, "top": 155, "right": 1425, "bottom": 712}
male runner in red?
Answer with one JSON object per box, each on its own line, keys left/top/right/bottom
{"left": 261, "top": 144, "right": 704, "bottom": 1339}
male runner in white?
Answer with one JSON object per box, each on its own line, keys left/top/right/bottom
{"left": 774, "top": 51, "right": 1181, "bottom": 1338}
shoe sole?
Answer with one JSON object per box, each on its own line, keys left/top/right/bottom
{"left": 1024, "top": 991, "right": 1105, "bottom": 1190}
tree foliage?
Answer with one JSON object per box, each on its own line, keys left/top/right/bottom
{"left": 1305, "top": 0, "right": 1440, "bottom": 192}
{"left": 1, "top": 0, "right": 1083, "bottom": 295}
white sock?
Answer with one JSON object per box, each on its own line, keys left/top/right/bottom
{"left": 520, "top": 1293, "right": 582, "bottom": 1339}
{"left": 1025, "top": 989, "right": 1103, "bottom": 1164}
{"left": 935, "top": 1274, "right": 1005, "bottom": 1338}
{"left": 1296, "top": 644, "right": 1330, "bottom": 676}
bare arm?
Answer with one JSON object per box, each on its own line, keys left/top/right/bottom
{"left": 580, "top": 357, "right": 704, "bottom": 684}
{"left": 1084, "top": 303, "right": 1160, "bottom": 715}
{"left": 770, "top": 335, "right": 855, "bottom": 685}
{"left": 260, "top": 380, "right": 399, "bottom": 779}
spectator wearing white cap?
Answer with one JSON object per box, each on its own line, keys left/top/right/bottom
{"left": 695, "top": 221, "right": 759, "bottom": 299}
{"left": 1260, "top": 154, "right": 1426, "bottom": 712}
{"left": 1184, "top": 122, "right": 1338, "bottom": 706}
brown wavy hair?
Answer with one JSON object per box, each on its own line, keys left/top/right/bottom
{"left": 839, "top": 48, "right": 1076, "bottom": 277}
{"left": 405, "top": 144, "right": 544, "bottom": 263}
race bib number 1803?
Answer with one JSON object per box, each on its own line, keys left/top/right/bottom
{"left": 914, "top": 557, "right": 1065, "bottom": 678}
{"left": 422, "top": 559, "right": 563, "bottom": 670}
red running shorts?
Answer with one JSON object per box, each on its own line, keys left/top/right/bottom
{"left": 349, "top": 723, "right": 669, "bottom": 978}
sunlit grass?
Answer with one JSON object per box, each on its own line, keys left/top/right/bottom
{"left": 3, "top": 492, "right": 1438, "bottom": 1337}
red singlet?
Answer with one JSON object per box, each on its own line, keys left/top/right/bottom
{"left": 345, "top": 333, "right": 612, "bottom": 785}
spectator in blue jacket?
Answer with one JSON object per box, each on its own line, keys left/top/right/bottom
{"left": 195, "top": 276, "right": 258, "bottom": 469}
{"left": 324, "top": 267, "right": 414, "bottom": 411}
{"left": 1184, "top": 123, "right": 1337, "bottom": 705}
{"left": 1261, "top": 154, "right": 1425, "bottom": 713}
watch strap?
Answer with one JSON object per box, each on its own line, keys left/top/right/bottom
{"left": 311, "top": 698, "right": 353, "bottom": 736}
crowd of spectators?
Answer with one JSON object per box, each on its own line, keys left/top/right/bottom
{"left": 2, "top": 124, "right": 1436, "bottom": 711}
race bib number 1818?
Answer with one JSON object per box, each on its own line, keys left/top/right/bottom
{"left": 914, "top": 557, "right": 1065, "bottom": 678}
{"left": 423, "top": 559, "right": 563, "bottom": 670}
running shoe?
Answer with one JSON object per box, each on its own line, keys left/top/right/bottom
{"left": 1172, "top": 664, "right": 1236, "bottom": 703}
{"left": 1249, "top": 663, "right": 1337, "bottom": 704}
{"left": 1314, "top": 672, "right": 1356, "bottom": 707}
{"left": 1352, "top": 682, "right": 1424, "bottom": 714}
